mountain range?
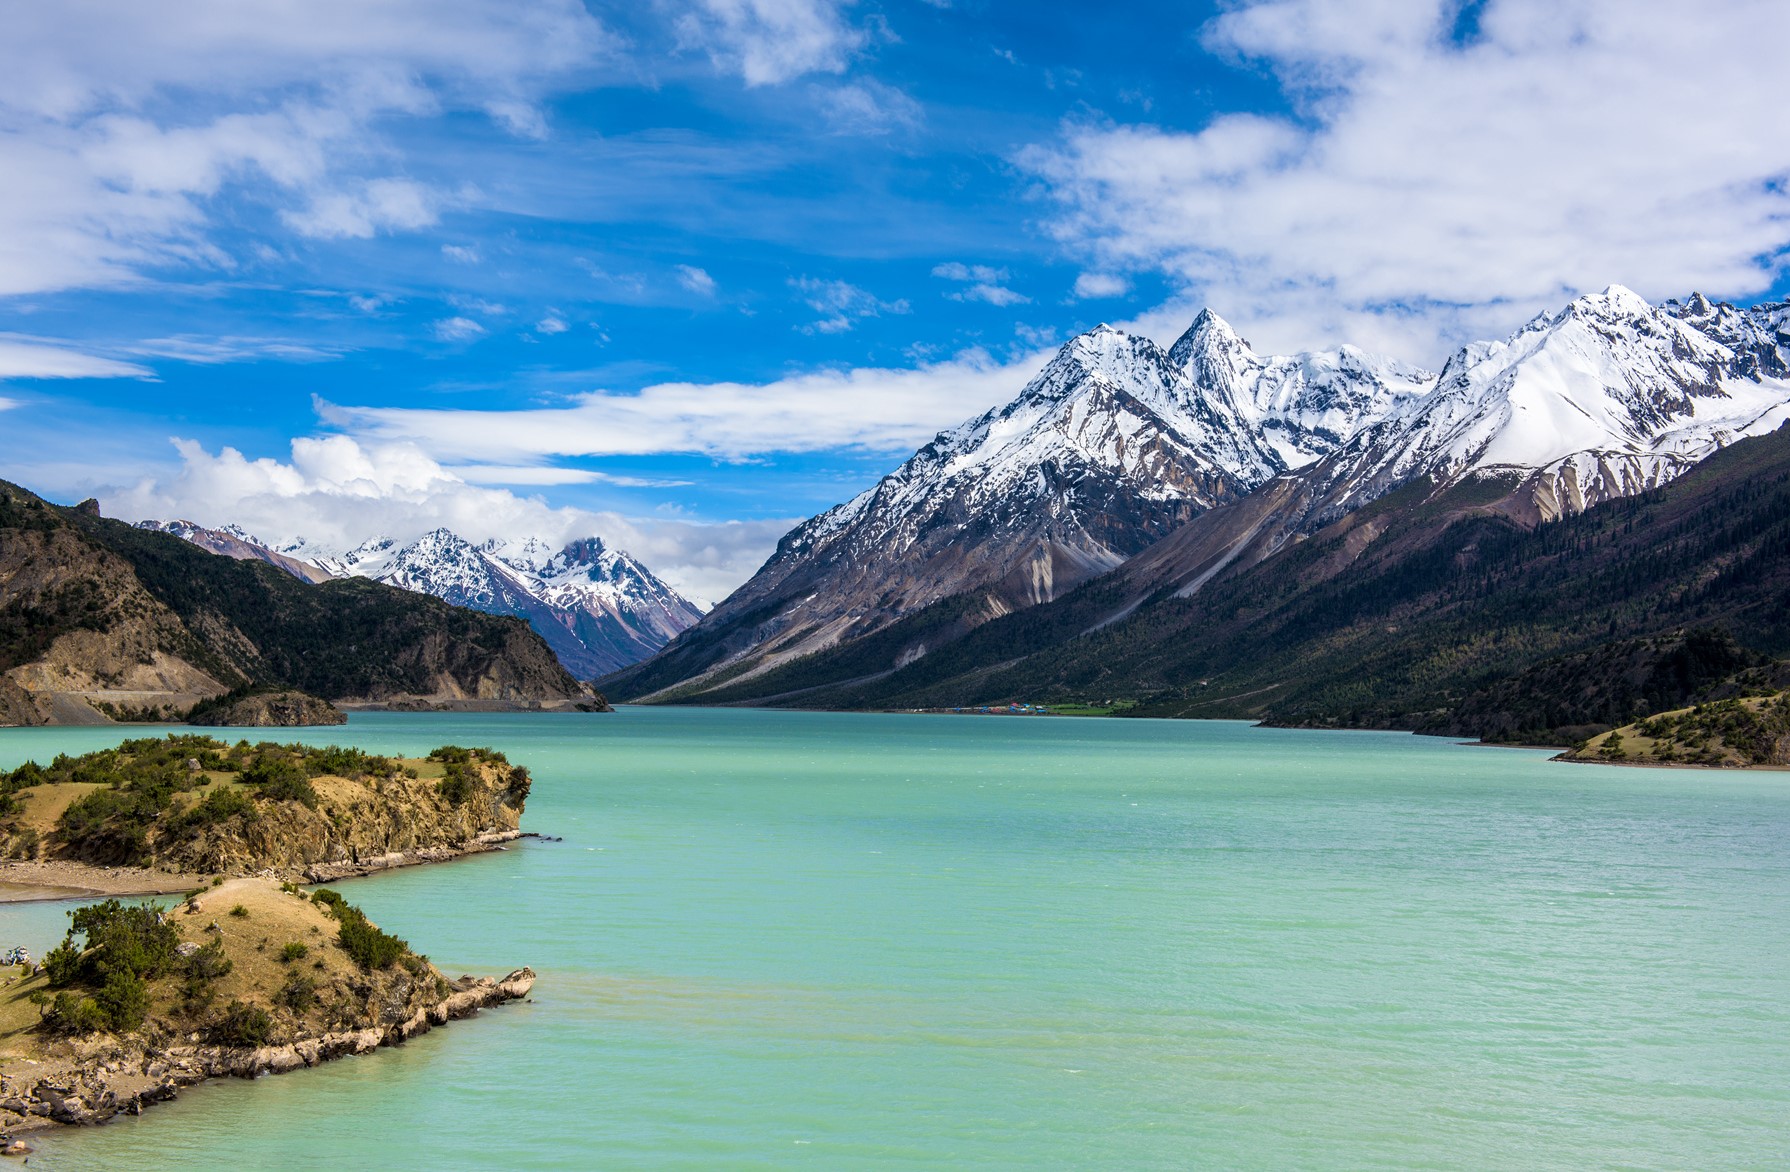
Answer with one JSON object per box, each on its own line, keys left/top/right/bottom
{"left": 607, "top": 285, "right": 1790, "bottom": 732}
{"left": 138, "top": 522, "right": 703, "bottom": 679}
{"left": 1, "top": 486, "right": 596, "bottom": 726}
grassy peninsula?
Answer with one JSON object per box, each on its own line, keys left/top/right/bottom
{"left": 1, "top": 735, "right": 532, "bottom": 896}
{"left": 1561, "top": 692, "right": 1790, "bottom": 768}
{"left": 0, "top": 878, "right": 533, "bottom": 1134}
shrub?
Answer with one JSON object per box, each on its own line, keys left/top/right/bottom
{"left": 183, "top": 938, "right": 234, "bottom": 982}
{"left": 230, "top": 904, "right": 249, "bottom": 918}
{"left": 427, "top": 746, "right": 472, "bottom": 765}
{"left": 95, "top": 969, "right": 150, "bottom": 1033}
{"left": 275, "top": 972, "right": 318, "bottom": 1013}
{"left": 164, "top": 786, "right": 256, "bottom": 837}
{"left": 436, "top": 762, "right": 475, "bottom": 807}
{"left": 242, "top": 758, "right": 319, "bottom": 808}
{"left": 311, "top": 887, "right": 409, "bottom": 970}
{"left": 279, "top": 941, "right": 309, "bottom": 963}
{"left": 505, "top": 765, "right": 531, "bottom": 805}
{"left": 43, "top": 992, "right": 107, "bottom": 1036}
{"left": 57, "top": 900, "right": 181, "bottom": 985}
{"left": 214, "top": 1001, "right": 274, "bottom": 1047}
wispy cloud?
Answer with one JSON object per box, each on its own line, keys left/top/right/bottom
{"left": 671, "top": 0, "right": 865, "bottom": 86}
{"left": 317, "top": 345, "right": 1050, "bottom": 461}
{"left": 0, "top": 335, "right": 152, "bottom": 380}
{"left": 932, "top": 261, "right": 1028, "bottom": 306}
{"left": 1024, "top": 0, "right": 1790, "bottom": 357}
{"left": 0, "top": 0, "right": 607, "bottom": 297}
{"left": 431, "top": 316, "right": 487, "bottom": 342}
{"left": 790, "top": 276, "right": 910, "bottom": 334}
{"left": 1072, "top": 272, "right": 1130, "bottom": 299}
{"left": 676, "top": 264, "right": 718, "bottom": 296}
{"left": 535, "top": 314, "right": 570, "bottom": 335}
{"left": 126, "top": 335, "right": 346, "bottom": 364}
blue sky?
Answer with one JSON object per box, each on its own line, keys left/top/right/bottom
{"left": 2, "top": 0, "right": 1788, "bottom": 601}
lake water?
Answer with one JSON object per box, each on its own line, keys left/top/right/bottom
{"left": 5, "top": 708, "right": 1790, "bottom": 1169}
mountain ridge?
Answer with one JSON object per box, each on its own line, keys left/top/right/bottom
{"left": 141, "top": 521, "right": 703, "bottom": 679}
{"left": 608, "top": 286, "right": 1790, "bottom": 711}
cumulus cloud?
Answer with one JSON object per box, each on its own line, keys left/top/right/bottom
{"left": 1024, "top": 0, "right": 1790, "bottom": 358}
{"left": 672, "top": 0, "right": 865, "bottom": 86}
{"left": 535, "top": 314, "right": 570, "bottom": 335}
{"left": 0, "top": 0, "right": 607, "bottom": 296}
{"left": 675, "top": 264, "right": 718, "bottom": 296}
{"left": 318, "top": 345, "right": 1050, "bottom": 461}
{"left": 102, "top": 435, "right": 792, "bottom": 605}
{"left": 790, "top": 276, "right": 909, "bottom": 334}
{"left": 0, "top": 335, "right": 151, "bottom": 380}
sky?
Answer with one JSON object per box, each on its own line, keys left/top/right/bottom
{"left": 1, "top": 0, "right": 1788, "bottom": 604}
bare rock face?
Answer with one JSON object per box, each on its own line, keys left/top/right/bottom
{"left": 186, "top": 690, "right": 347, "bottom": 728}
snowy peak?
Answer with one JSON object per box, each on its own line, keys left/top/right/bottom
{"left": 135, "top": 519, "right": 335, "bottom": 584}
{"left": 1317, "top": 289, "right": 1790, "bottom": 520}
{"left": 149, "top": 521, "right": 701, "bottom": 679}
{"left": 1167, "top": 308, "right": 1434, "bottom": 469}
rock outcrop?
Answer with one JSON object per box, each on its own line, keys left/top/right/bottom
{"left": 185, "top": 690, "right": 346, "bottom": 728}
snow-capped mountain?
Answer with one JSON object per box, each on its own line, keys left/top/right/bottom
{"left": 141, "top": 520, "right": 702, "bottom": 679}
{"left": 136, "top": 520, "right": 335, "bottom": 584}
{"left": 1309, "top": 286, "right": 1790, "bottom": 522}
{"left": 1168, "top": 309, "right": 1433, "bottom": 468}
{"left": 303, "top": 529, "right": 703, "bottom": 679}
{"left": 615, "top": 287, "right": 1790, "bottom": 702}
{"left": 619, "top": 315, "right": 1429, "bottom": 695}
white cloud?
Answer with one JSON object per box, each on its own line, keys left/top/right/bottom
{"left": 431, "top": 316, "right": 486, "bottom": 342}
{"left": 0, "top": 335, "right": 152, "bottom": 380}
{"left": 102, "top": 435, "right": 791, "bottom": 604}
{"left": 441, "top": 244, "right": 481, "bottom": 264}
{"left": 816, "top": 80, "right": 922, "bottom": 135}
{"left": 0, "top": 397, "right": 18, "bottom": 411}
{"left": 126, "top": 336, "right": 343, "bottom": 364}
{"left": 790, "top": 276, "right": 909, "bottom": 334}
{"left": 1024, "top": 0, "right": 1790, "bottom": 358}
{"left": 949, "top": 284, "right": 1029, "bottom": 307}
{"left": 535, "top": 314, "right": 570, "bottom": 335}
{"left": 0, "top": 1, "right": 607, "bottom": 296}
{"left": 672, "top": 0, "right": 865, "bottom": 86}
{"left": 932, "top": 262, "right": 1007, "bottom": 283}
{"left": 1073, "top": 272, "right": 1130, "bottom": 299}
{"left": 933, "top": 261, "right": 1028, "bottom": 306}
{"left": 676, "top": 264, "right": 718, "bottom": 296}
{"left": 318, "top": 346, "right": 1050, "bottom": 461}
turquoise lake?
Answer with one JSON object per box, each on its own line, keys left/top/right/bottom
{"left": 4, "top": 708, "right": 1789, "bottom": 1169}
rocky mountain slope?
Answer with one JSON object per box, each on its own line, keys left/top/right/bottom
{"left": 705, "top": 419, "right": 1790, "bottom": 744}
{"left": 138, "top": 521, "right": 334, "bottom": 584}
{"left": 611, "top": 315, "right": 1426, "bottom": 699}
{"left": 610, "top": 287, "right": 1790, "bottom": 712}
{"left": 142, "top": 522, "right": 702, "bottom": 679}
{"left": 1, "top": 481, "right": 595, "bottom": 726}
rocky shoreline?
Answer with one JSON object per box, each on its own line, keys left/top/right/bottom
{"left": 1, "top": 967, "right": 535, "bottom": 1137}
{"left": 0, "top": 830, "right": 534, "bottom": 902}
